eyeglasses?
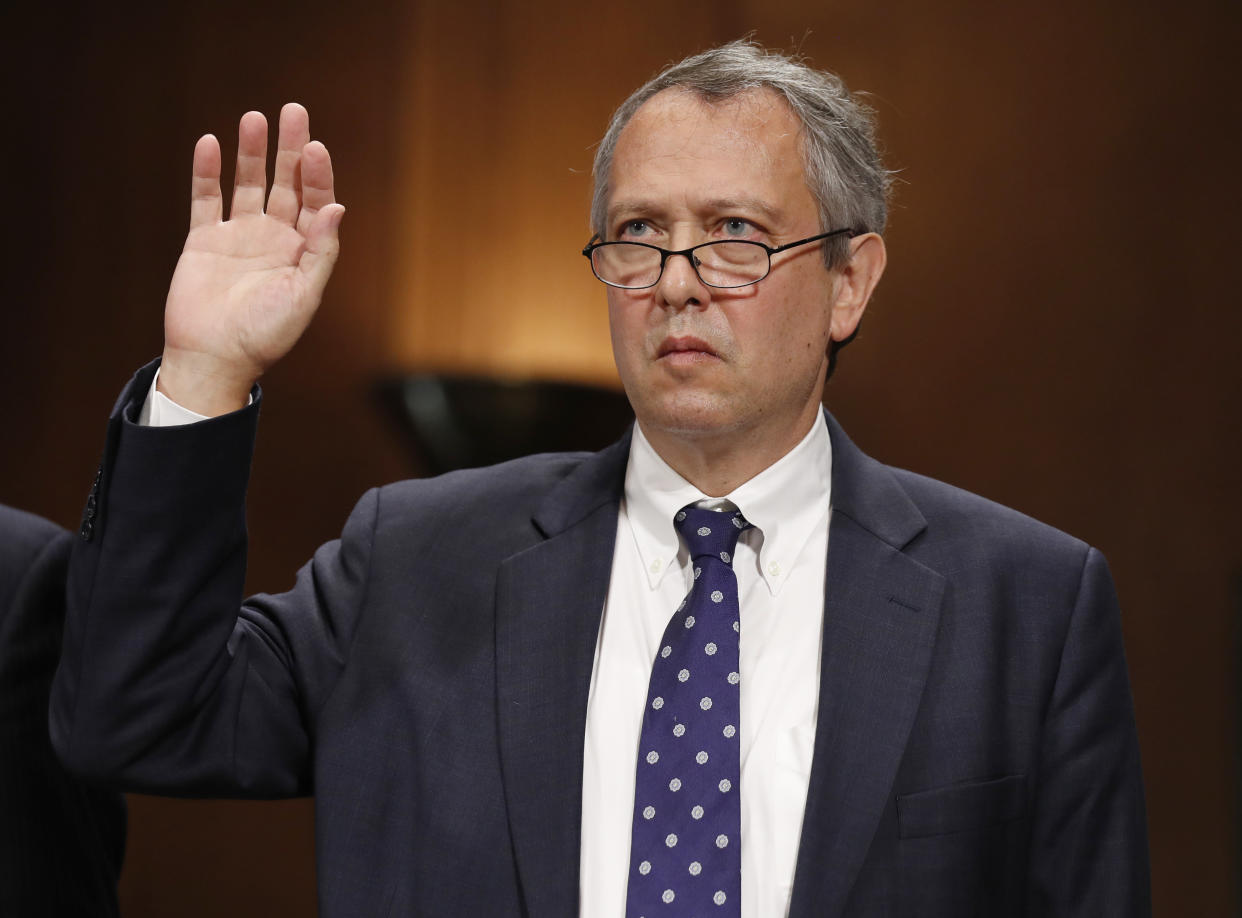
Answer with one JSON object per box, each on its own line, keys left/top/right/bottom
{"left": 582, "top": 227, "right": 857, "bottom": 290}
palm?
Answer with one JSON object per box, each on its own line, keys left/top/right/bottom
{"left": 168, "top": 216, "right": 318, "bottom": 371}
{"left": 160, "top": 104, "right": 344, "bottom": 415}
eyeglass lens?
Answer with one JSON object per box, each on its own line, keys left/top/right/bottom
{"left": 592, "top": 241, "right": 768, "bottom": 289}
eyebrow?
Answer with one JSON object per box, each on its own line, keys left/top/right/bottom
{"left": 606, "top": 199, "right": 665, "bottom": 226}
{"left": 700, "top": 197, "right": 783, "bottom": 223}
{"left": 607, "top": 196, "right": 784, "bottom": 227}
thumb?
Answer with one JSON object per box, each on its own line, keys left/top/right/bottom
{"left": 299, "top": 203, "right": 345, "bottom": 291}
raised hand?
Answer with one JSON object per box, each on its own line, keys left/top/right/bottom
{"left": 160, "top": 103, "right": 345, "bottom": 416}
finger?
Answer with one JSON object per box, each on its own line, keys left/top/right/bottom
{"left": 189, "top": 134, "right": 223, "bottom": 230}
{"left": 296, "top": 140, "right": 336, "bottom": 237}
{"left": 230, "top": 110, "right": 269, "bottom": 219}
{"left": 268, "top": 102, "right": 310, "bottom": 226}
{"left": 299, "top": 203, "right": 345, "bottom": 293}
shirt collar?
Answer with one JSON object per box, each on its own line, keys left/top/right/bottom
{"left": 623, "top": 414, "right": 833, "bottom": 594}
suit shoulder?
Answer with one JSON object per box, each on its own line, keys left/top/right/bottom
{"left": 377, "top": 449, "right": 591, "bottom": 501}
{"left": 885, "top": 467, "right": 1094, "bottom": 572}
{"left": 377, "top": 452, "right": 591, "bottom": 509}
{"left": 0, "top": 504, "right": 66, "bottom": 550}
{"left": 0, "top": 505, "right": 72, "bottom": 631}
{"left": 0, "top": 505, "right": 71, "bottom": 588}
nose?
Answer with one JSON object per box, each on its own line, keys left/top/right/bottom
{"left": 654, "top": 249, "right": 709, "bottom": 312}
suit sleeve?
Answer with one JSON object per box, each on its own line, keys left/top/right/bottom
{"left": 0, "top": 513, "right": 126, "bottom": 917}
{"left": 50, "top": 362, "right": 377, "bottom": 797}
{"left": 1026, "top": 547, "right": 1151, "bottom": 916}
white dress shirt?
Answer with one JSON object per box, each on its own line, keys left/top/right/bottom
{"left": 141, "top": 376, "right": 833, "bottom": 917}
{"left": 581, "top": 419, "right": 832, "bottom": 918}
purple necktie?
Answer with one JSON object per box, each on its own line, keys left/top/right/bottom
{"left": 625, "top": 504, "right": 751, "bottom": 917}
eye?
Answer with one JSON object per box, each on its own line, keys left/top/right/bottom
{"left": 619, "top": 219, "right": 650, "bottom": 239}
{"left": 721, "top": 217, "right": 755, "bottom": 237}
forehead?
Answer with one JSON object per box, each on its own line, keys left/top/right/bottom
{"left": 607, "top": 87, "right": 814, "bottom": 225}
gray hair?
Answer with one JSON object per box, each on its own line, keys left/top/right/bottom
{"left": 590, "top": 40, "right": 892, "bottom": 271}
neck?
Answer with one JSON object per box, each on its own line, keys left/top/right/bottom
{"left": 640, "top": 405, "right": 822, "bottom": 497}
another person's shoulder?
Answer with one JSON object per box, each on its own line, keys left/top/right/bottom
{"left": 0, "top": 503, "right": 68, "bottom": 552}
{"left": 0, "top": 504, "right": 72, "bottom": 598}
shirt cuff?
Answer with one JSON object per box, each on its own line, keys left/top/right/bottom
{"left": 138, "top": 368, "right": 250, "bottom": 427}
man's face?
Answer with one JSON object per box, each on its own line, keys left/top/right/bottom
{"left": 605, "top": 88, "right": 858, "bottom": 460}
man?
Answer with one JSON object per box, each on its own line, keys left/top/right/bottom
{"left": 51, "top": 42, "right": 1149, "bottom": 916}
{"left": 1, "top": 505, "right": 125, "bottom": 916}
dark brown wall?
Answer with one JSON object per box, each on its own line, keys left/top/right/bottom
{"left": 1, "top": 1, "right": 1237, "bottom": 914}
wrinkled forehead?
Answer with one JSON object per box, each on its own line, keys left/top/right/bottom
{"left": 606, "top": 87, "right": 811, "bottom": 224}
{"left": 615, "top": 86, "right": 802, "bottom": 168}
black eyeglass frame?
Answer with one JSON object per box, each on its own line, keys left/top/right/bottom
{"left": 581, "top": 227, "right": 859, "bottom": 290}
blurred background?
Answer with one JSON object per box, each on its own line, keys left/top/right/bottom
{"left": 1, "top": 0, "right": 1238, "bottom": 914}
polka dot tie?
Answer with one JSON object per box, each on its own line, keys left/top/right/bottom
{"left": 625, "top": 504, "right": 751, "bottom": 917}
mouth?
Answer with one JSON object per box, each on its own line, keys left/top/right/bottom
{"left": 656, "top": 335, "right": 719, "bottom": 360}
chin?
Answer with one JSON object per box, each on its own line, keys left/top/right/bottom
{"left": 639, "top": 392, "right": 743, "bottom": 440}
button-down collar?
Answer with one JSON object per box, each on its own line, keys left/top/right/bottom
{"left": 624, "top": 415, "right": 833, "bottom": 595}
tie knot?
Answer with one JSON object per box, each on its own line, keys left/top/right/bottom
{"left": 674, "top": 505, "right": 751, "bottom": 563}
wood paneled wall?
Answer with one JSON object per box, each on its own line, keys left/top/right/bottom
{"left": 1, "top": 1, "right": 1237, "bottom": 914}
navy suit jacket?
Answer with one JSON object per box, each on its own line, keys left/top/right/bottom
{"left": 1, "top": 505, "right": 125, "bottom": 916}
{"left": 52, "top": 361, "right": 1149, "bottom": 916}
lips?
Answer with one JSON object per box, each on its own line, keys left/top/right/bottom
{"left": 657, "top": 335, "right": 718, "bottom": 359}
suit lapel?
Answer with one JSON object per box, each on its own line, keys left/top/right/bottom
{"left": 788, "top": 415, "right": 946, "bottom": 918}
{"left": 495, "top": 434, "right": 630, "bottom": 918}
{"left": 494, "top": 416, "right": 945, "bottom": 916}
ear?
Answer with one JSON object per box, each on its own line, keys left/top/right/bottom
{"left": 829, "top": 232, "right": 887, "bottom": 342}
